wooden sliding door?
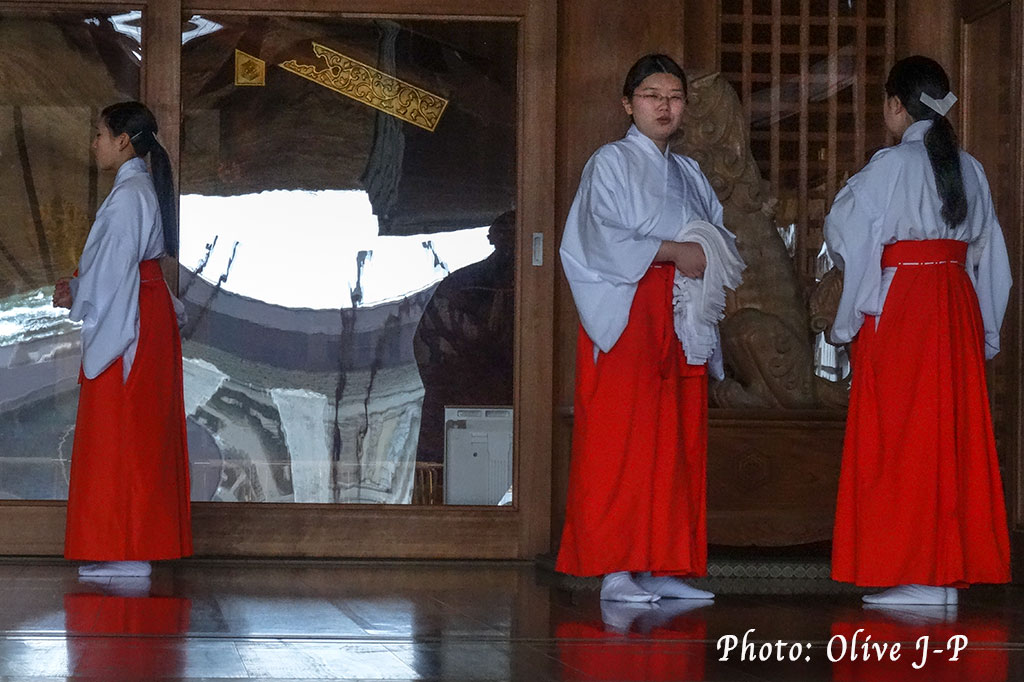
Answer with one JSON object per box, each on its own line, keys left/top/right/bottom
{"left": 0, "top": 0, "right": 555, "bottom": 558}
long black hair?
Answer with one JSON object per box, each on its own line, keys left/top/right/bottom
{"left": 101, "top": 101, "right": 178, "bottom": 257}
{"left": 622, "top": 54, "right": 688, "bottom": 98}
{"left": 884, "top": 56, "right": 966, "bottom": 229}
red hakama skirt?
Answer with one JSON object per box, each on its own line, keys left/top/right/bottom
{"left": 831, "top": 239, "right": 1010, "bottom": 587}
{"left": 557, "top": 264, "right": 708, "bottom": 577}
{"left": 65, "top": 259, "right": 193, "bottom": 561}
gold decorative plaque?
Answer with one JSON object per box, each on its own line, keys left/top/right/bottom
{"left": 235, "top": 50, "right": 266, "bottom": 86}
{"left": 279, "top": 42, "right": 448, "bottom": 132}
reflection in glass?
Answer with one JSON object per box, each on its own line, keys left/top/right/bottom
{"left": 414, "top": 210, "right": 515, "bottom": 505}
{"left": 179, "top": 16, "right": 517, "bottom": 504}
{"left": 813, "top": 244, "right": 849, "bottom": 382}
{"left": 0, "top": 11, "right": 141, "bottom": 500}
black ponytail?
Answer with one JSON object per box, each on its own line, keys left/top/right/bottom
{"left": 923, "top": 115, "right": 966, "bottom": 228}
{"left": 885, "top": 56, "right": 967, "bottom": 229}
{"left": 101, "top": 101, "right": 178, "bottom": 257}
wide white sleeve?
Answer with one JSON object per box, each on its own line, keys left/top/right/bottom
{"left": 823, "top": 156, "right": 891, "bottom": 345}
{"left": 966, "top": 169, "right": 1012, "bottom": 359}
{"left": 562, "top": 150, "right": 672, "bottom": 285}
{"left": 561, "top": 147, "right": 684, "bottom": 352}
{"left": 69, "top": 188, "right": 143, "bottom": 379}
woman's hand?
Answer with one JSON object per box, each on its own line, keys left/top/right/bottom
{"left": 657, "top": 241, "right": 706, "bottom": 278}
{"left": 53, "top": 277, "right": 73, "bottom": 309}
{"left": 674, "top": 242, "right": 706, "bottom": 278}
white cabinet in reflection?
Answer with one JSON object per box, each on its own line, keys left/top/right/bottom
{"left": 443, "top": 407, "right": 512, "bottom": 506}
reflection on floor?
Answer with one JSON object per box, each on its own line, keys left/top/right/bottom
{"left": 0, "top": 558, "right": 1022, "bottom": 681}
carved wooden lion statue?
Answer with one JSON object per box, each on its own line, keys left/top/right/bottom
{"left": 670, "top": 74, "right": 847, "bottom": 409}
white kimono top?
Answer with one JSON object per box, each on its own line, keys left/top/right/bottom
{"left": 69, "top": 157, "right": 165, "bottom": 381}
{"left": 825, "top": 119, "right": 1011, "bottom": 359}
{"left": 560, "top": 124, "right": 728, "bottom": 355}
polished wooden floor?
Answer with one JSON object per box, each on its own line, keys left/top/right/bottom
{"left": 0, "top": 558, "right": 1022, "bottom": 681}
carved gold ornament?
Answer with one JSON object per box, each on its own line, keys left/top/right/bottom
{"left": 234, "top": 50, "right": 266, "bottom": 86}
{"left": 279, "top": 42, "right": 448, "bottom": 132}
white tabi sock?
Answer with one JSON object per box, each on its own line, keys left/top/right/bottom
{"left": 861, "top": 584, "right": 954, "bottom": 606}
{"left": 632, "top": 597, "right": 713, "bottom": 634}
{"left": 78, "top": 561, "right": 152, "bottom": 578}
{"left": 77, "top": 575, "right": 153, "bottom": 597}
{"left": 599, "top": 600, "right": 659, "bottom": 633}
{"left": 600, "top": 571, "right": 660, "bottom": 602}
{"left": 862, "top": 603, "right": 958, "bottom": 624}
{"left": 635, "top": 573, "right": 715, "bottom": 600}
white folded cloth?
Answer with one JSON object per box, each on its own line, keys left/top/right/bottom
{"left": 671, "top": 220, "right": 745, "bottom": 379}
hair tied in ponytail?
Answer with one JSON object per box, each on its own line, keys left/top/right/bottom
{"left": 920, "top": 91, "right": 958, "bottom": 116}
{"left": 102, "top": 101, "right": 177, "bottom": 257}
{"left": 129, "top": 130, "right": 154, "bottom": 146}
{"left": 885, "top": 56, "right": 967, "bottom": 229}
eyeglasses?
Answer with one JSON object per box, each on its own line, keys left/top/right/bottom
{"left": 633, "top": 93, "right": 686, "bottom": 106}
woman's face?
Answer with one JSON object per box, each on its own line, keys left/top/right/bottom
{"left": 91, "top": 121, "right": 129, "bottom": 171}
{"left": 622, "top": 72, "right": 686, "bottom": 151}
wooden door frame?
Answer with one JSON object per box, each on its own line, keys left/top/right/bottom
{"left": 0, "top": 0, "right": 555, "bottom": 559}
{"left": 961, "top": 0, "right": 1024, "bottom": 579}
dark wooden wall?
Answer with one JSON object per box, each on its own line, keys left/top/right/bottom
{"left": 959, "top": 0, "right": 1024, "bottom": 577}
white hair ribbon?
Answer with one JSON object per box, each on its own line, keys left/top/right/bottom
{"left": 920, "top": 91, "right": 958, "bottom": 116}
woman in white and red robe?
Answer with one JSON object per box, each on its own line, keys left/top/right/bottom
{"left": 826, "top": 56, "right": 1011, "bottom": 605}
{"left": 54, "top": 102, "right": 192, "bottom": 577}
{"left": 558, "top": 54, "right": 743, "bottom": 602}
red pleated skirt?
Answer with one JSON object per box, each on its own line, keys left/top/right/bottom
{"left": 557, "top": 264, "right": 708, "bottom": 577}
{"left": 831, "top": 239, "right": 1010, "bottom": 587}
{"left": 65, "top": 260, "right": 193, "bottom": 561}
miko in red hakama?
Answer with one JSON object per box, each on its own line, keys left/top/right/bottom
{"left": 64, "top": 260, "right": 192, "bottom": 561}
{"left": 556, "top": 264, "right": 708, "bottom": 578}
{"left": 831, "top": 239, "right": 1010, "bottom": 587}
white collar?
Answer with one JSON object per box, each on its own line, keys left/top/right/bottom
{"left": 626, "top": 124, "right": 672, "bottom": 159}
{"left": 113, "top": 156, "right": 147, "bottom": 184}
{"left": 901, "top": 119, "right": 933, "bottom": 143}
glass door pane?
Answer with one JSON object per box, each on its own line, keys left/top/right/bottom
{"left": 179, "top": 15, "right": 517, "bottom": 505}
{"left": 0, "top": 10, "right": 142, "bottom": 500}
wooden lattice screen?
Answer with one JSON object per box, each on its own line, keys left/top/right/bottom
{"left": 720, "top": 0, "right": 896, "bottom": 281}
